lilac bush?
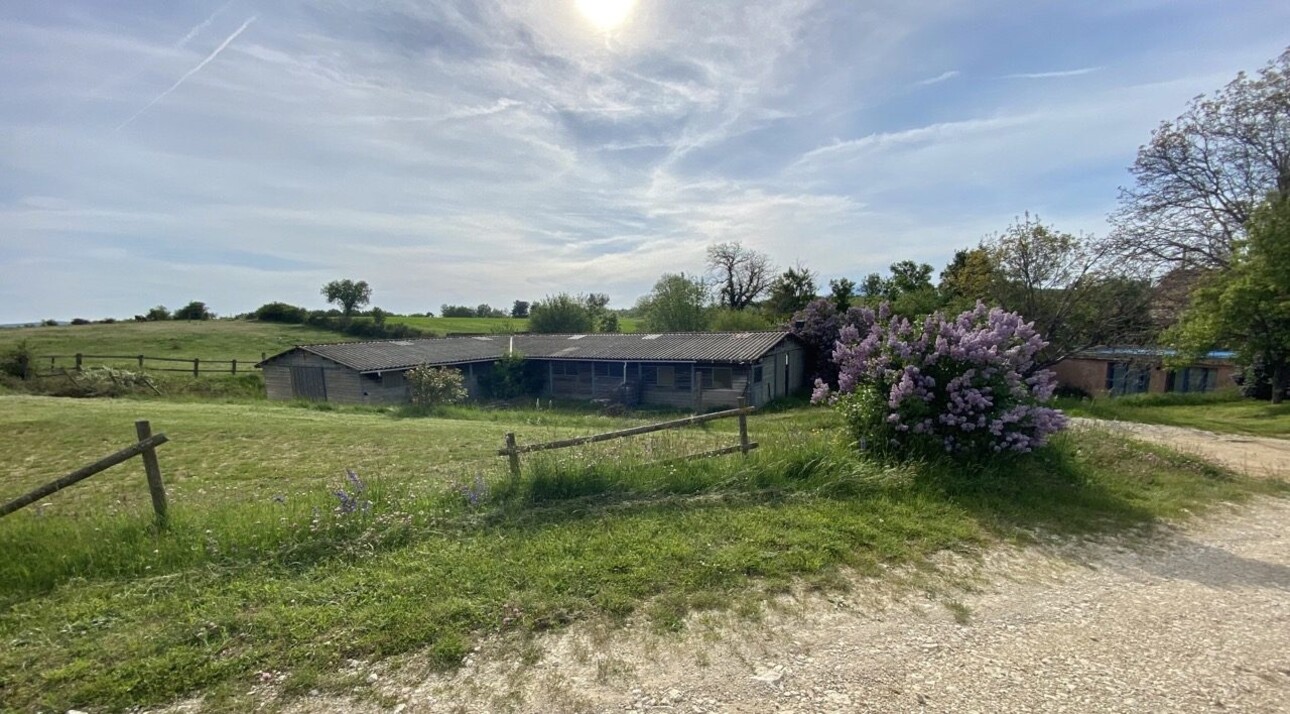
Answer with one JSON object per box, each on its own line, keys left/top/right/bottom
{"left": 789, "top": 298, "right": 879, "bottom": 389}
{"left": 812, "top": 302, "right": 1068, "bottom": 458}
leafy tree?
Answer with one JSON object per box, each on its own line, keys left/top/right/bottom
{"left": 145, "top": 305, "right": 171, "bottom": 321}
{"left": 441, "top": 304, "right": 475, "bottom": 318}
{"left": 637, "top": 273, "right": 709, "bottom": 332}
{"left": 855, "top": 261, "right": 941, "bottom": 317}
{"left": 173, "top": 301, "right": 213, "bottom": 320}
{"left": 888, "top": 260, "right": 934, "bottom": 296}
{"left": 706, "top": 241, "right": 776, "bottom": 310}
{"left": 765, "top": 264, "right": 818, "bottom": 318}
{"left": 938, "top": 248, "right": 997, "bottom": 308}
{"left": 828, "top": 277, "right": 855, "bottom": 312}
{"left": 583, "top": 292, "right": 616, "bottom": 332}
{"left": 321, "top": 279, "right": 372, "bottom": 316}
{"left": 709, "top": 306, "right": 774, "bottom": 331}
{"left": 1166, "top": 195, "right": 1290, "bottom": 402}
{"left": 529, "top": 293, "right": 594, "bottom": 333}
{"left": 1109, "top": 49, "right": 1290, "bottom": 271}
{"left": 369, "top": 307, "right": 388, "bottom": 326}
{"left": 511, "top": 300, "right": 530, "bottom": 318}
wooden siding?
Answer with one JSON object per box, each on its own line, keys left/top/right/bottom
{"left": 746, "top": 342, "right": 805, "bottom": 407}
{"left": 263, "top": 365, "right": 293, "bottom": 400}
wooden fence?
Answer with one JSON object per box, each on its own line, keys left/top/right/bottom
{"left": 498, "top": 399, "right": 756, "bottom": 479}
{"left": 0, "top": 420, "right": 171, "bottom": 527}
{"left": 24, "top": 352, "right": 270, "bottom": 378}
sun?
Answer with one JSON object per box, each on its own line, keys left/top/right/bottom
{"left": 575, "top": 0, "right": 636, "bottom": 31}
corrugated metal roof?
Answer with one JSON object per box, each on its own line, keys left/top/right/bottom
{"left": 260, "top": 332, "right": 795, "bottom": 373}
{"left": 1073, "top": 346, "right": 1236, "bottom": 361}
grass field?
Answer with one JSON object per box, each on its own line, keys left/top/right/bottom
{"left": 1058, "top": 391, "right": 1290, "bottom": 438}
{"left": 2, "top": 396, "right": 1284, "bottom": 712}
{"left": 0, "top": 320, "right": 344, "bottom": 368}
{"left": 386, "top": 315, "right": 641, "bottom": 333}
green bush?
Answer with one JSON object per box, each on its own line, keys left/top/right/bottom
{"left": 1, "top": 340, "right": 32, "bottom": 378}
{"left": 254, "top": 302, "right": 309, "bottom": 324}
{"left": 407, "top": 365, "right": 468, "bottom": 407}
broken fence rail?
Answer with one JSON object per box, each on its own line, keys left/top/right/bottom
{"left": 497, "top": 399, "right": 756, "bottom": 479}
{"left": 0, "top": 420, "right": 171, "bottom": 527}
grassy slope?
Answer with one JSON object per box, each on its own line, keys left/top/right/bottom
{"left": 0, "top": 321, "right": 345, "bottom": 366}
{"left": 387, "top": 315, "right": 641, "bottom": 333}
{"left": 1, "top": 396, "right": 1284, "bottom": 712}
{"left": 1059, "top": 392, "right": 1290, "bottom": 438}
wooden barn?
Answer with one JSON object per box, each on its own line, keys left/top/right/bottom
{"left": 257, "top": 332, "right": 806, "bottom": 410}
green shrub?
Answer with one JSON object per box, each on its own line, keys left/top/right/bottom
{"left": 1, "top": 340, "right": 32, "bottom": 378}
{"left": 254, "top": 302, "right": 309, "bottom": 324}
{"left": 408, "top": 365, "right": 468, "bottom": 407}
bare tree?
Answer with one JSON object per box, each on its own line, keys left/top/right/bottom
{"left": 706, "top": 241, "right": 775, "bottom": 310}
{"left": 1108, "top": 48, "right": 1290, "bottom": 271}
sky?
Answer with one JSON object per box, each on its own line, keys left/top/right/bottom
{"left": 1, "top": 0, "right": 1288, "bottom": 323}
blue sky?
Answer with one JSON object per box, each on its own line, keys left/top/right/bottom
{"left": 1, "top": 0, "right": 1287, "bottom": 323}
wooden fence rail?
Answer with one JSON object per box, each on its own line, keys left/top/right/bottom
{"left": 0, "top": 420, "right": 170, "bottom": 527}
{"left": 497, "top": 398, "right": 756, "bottom": 480}
{"left": 24, "top": 352, "right": 270, "bottom": 378}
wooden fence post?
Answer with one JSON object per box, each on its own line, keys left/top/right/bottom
{"left": 504, "top": 432, "right": 521, "bottom": 480}
{"left": 192, "top": 358, "right": 200, "bottom": 377}
{"left": 135, "top": 420, "right": 168, "bottom": 528}
{"left": 138, "top": 355, "right": 145, "bottom": 369}
{"left": 75, "top": 353, "right": 83, "bottom": 371}
{"left": 231, "top": 359, "right": 238, "bottom": 375}
{"left": 17, "top": 352, "right": 29, "bottom": 380}
{"left": 737, "top": 397, "right": 750, "bottom": 455}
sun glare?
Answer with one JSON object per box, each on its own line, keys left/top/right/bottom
{"left": 576, "top": 0, "right": 636, "bottom": 31}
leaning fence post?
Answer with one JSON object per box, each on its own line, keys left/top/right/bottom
{"left": 135, "top": 420, "right": 169, "bottom": 528}
{"left": 504, "top": 432, "right": 522, "bottom": 480}
{"left": 737, "top": 397, "right": 750, "bottom": 455}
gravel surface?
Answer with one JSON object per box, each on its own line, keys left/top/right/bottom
{"left": 1071, "top": 417, "right": 1290, "bottom": 478}
{"left": 257, "top": 422, "right": 1290, "bottom": 713}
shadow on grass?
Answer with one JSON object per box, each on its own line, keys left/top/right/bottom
{"left": 491, "top": 433, "right": 1174, "bottom": 541}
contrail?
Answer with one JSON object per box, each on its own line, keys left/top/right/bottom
{"left": 117, "top": 15, "right": 257, "bottom": 130}
{"left": 176, "top": 0, "right": 235, "bottom": 49}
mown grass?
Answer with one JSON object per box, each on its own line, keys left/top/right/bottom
{"left": 0, "top": 320, "right": 344, "bottom": 369}
{"left": 386, "top": 315, "right": 641, "bottom": 334}
{"left": 0, "top": 396, "right": 1284, "bottom": 712}
{"left": 1058, "top": 390, "right": 1290, "bottom": 438}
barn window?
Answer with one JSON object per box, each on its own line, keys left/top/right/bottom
{"left": 552, "top": 362, "right": 574, "bottom": 376}
{"left": 702, "top": 367, "right": 732, "bottom": 389}
{"left": 593, "top": 362, "right": 624, "bottom": 378}
{"left": 656, "top": 365, "right": 674, "bottom": 387}
{"left": 1106, "top": 362, "right": 1150, "bottom": 396}
{"left": 752, "top": 365, "right": 763, "bottom": 383}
